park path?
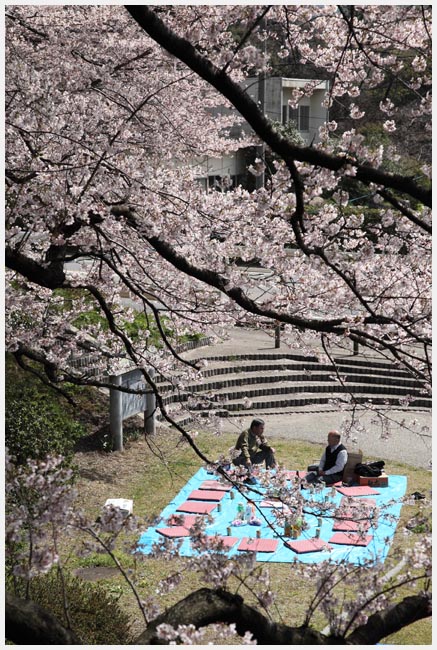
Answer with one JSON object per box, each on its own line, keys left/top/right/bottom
{"left": 182, "top": 326, "right": 431, "bottom": 470}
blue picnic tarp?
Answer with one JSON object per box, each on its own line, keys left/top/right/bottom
{"left": 137, "top": 467, "right": 407, "bottom": 565}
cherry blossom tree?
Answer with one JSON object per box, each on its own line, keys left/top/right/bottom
{"left": 6, "top": 5, "right": 431, "bottom": 407}
{"left": 5, "top": 4, "right": 432, "bottom": 644}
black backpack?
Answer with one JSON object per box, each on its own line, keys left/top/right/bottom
{"left": 355, "top": 460, "right": 385, "bottom": 477}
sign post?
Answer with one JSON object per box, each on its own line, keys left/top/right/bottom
{"left": 144, "top": 368, "right": 156, "bottom": 436}
{"left": 109, "top": 368, "right": 154, "bottom": 451}
{"left": 109, "top": 374, "right": 123, "bottom": 451}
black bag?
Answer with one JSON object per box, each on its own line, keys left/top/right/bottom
{"left": 355, "top": 460, "right": 385, "bottom": 477}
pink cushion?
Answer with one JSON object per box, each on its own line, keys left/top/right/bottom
{"left": 329, "top": 532, "right": 373, "bottom": 547}
{"left": 285, "top": 538, "right": 332, "bottom": 553}
{"left": 188, "top": 489, "right": 226, "bottom": 502}
{"left": 199, "top": 481, "right": 232, "bottom": 491}
{"left": 297, "top": 470, "right": 308, "bottom": 478}
{"left": 238, "top": 538, "right": 279, "bottom": 553}
{"left": 333, "top": 519, "right": 371, "bottom": 532}
{"left": 205, "top": 535, "right": 239, "bottom": 548}
{"left": 340, "top": 497, "right": 377, "bottom": 510}
{"left": 166, "top": 514, "right": 198, "bottom": 528}
{"left": 260, "top": 499, "right": 284, "bottom": 508}
{"left": 336, "top": 486, "right": 380, "bottom": 496}
{"left": 176, "top": 501, "right": 217, "bottom": 514}
{"left": 156, "top": 526, "right": 190, "bottom": 538}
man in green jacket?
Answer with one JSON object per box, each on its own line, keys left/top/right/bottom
{"left": 234, "top": 418, "right": 276, "bottom": 482}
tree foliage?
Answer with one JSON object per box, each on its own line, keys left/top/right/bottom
{"left": 9, "top": 570, "right": 133, "bottom": 645}
{"left": 5, "top": 377, "right": 85, "bottom": 465}
{"left": 6, "top": 6, "right": 431, "bottom": 401}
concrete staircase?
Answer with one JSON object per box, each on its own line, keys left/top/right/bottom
{"left": 66, "top": 327, "right": 430, "bottom": 429}
{"left": 156, "top": 352, "right": 430, "bottom": 426}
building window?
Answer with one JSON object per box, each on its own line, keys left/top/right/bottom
{"left": 299, "top": 105, "right": 310, "bottom": 131}
{"left": 283, "top": 104, "right": 310, "bottom": 132}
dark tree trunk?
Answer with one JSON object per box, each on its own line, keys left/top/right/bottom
{"left": 5, "top": 592, "right": 82, "bottom": 645}
{"left": 5, "top": 587, "right": 431, "bottom": 645}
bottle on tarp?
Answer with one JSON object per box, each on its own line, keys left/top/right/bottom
{"left": 292, "top": 517, "right": 303, "bottom": 539}
{"left": 237, "top": 502, "right": 245, "bottom": 520}
{"left": 245, "top": 503, "right": 252, "bottom": 523}
{"left": 284, "top": 518, "right": 292, "bottom": 537}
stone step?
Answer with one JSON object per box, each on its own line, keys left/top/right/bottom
{"left": 196, "top": 393, "right": 431, "bottom": 413}
{"left": 158, "top": 393, "right": 431, "bottom": 430}
{"left": 155, "top": 353, "right": 424, "bottom": 384}
{"left": 155, "top": 370, "right": 425, "bottom": 395}
{"left": 197, "top": 352, "right": 412, "bottom": 374}
{"left": 159, "top": 380, "right": 430, "bottom": 410}
{"left": 194, "top": 360, "right": 413, "bottom": 381}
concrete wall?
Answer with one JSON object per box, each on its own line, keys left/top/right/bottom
{"left": 197, "top": 76, "right": 330, "bottom": 185}
{"left": 246, "top": 76, "right": 329, "bottom": 145}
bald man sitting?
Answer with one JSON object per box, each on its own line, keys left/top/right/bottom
{"left": 306, "top": 431, "right": 348, "bottom": 486}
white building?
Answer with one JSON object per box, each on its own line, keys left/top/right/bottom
{"left": 198, "top": 76, "right": 330, "bottom": 190}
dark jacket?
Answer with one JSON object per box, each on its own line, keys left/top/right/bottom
{"left": 323, "top": 443, "right": 347, "bottom": 475}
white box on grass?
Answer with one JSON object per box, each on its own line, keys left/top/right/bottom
{"left": 104, "top": 498, "right": 133, "bottom": 516}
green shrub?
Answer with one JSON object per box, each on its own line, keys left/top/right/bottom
{"left": 10, "top": 569, "right": 133, "bottom": 645}
{"left": 5, "top": 381, "right": 85, "bottom": 465}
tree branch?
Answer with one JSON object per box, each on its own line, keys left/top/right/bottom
{"left": 5, "top": 592, "right": 82, "bottom": 645}
{"left": 134, "top": 586, "right": 330, "bottom": 645}
{"left": 6, "top": 247, "right": 66, "bottom": 289}
{"left": 144, "top": 231, "right": 390, "bottom": 333}
{"left": 346, "top": 594, "right": 431, "bottom": 645}
{"left": 125, "top": 6, "right": 431, "bottom": 208}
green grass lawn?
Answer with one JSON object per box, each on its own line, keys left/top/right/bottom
{"left": 67, "top": 429, "right": 431, "bottom": 645}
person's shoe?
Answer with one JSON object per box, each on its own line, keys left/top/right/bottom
{"left": 244, "top": 476, "right": 257, "bottom": 485}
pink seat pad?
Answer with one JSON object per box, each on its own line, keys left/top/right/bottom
{"left": 340, "top": 497, "right": 377, "bottom": 510}
{"left": 329, "top": 532, "right": 373, "bottom": 547}
{"left": 283, "top": 470, "right": 300, "bottom": 480}
{"left": 166, "top": 514, "right": 198, "bottom": 528}
{"left": 188, "top": 489, "right": 226, "bottom": 502}
{"left": 238, "top": 538, "right": 279, "bottom": 553}
{"left": 333, "top": 519, "right": 371, "bottom": 532}
{"left": 176, "top": 501, "right": 217, "bottom": 514}
{"left": 204, "top": 535, "right": 239, "bottom": 548}
{"left": 285, "top": 538, "right": 333, "bottom": 553}
{"left": 199, "top": 481, "right": 232, "bottom": 491}
{"left": 336, "top": 486, "right": 380, "bottom": 496}
{"left": 260, "top": 499, "right": 284, "bottom": 509}
{"left": 156, "top": 526, "right": 191, "bottom": 538}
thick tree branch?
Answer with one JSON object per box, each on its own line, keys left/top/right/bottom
{"left": 145, "top": 232, "right": 391, "bottom": 333}
{"left": 125, "top": 6, "right": 431, "bottom": 208}
{"left": 5, "top": 587, "right": 431, "bottom": 646}
{"left": 5, "top": 592, "right": 82, "bottom": 645}
{"left": 346, "top": 594, "right": 431, "bottom": 645}
{"left": 134, "top": 587, "right": 330, "bottom": 645}
{"left": 134, "top": 586, "right": 431, "bottom": 645}
{"left": 377, "top": 188, "right": 431, "bottom": 233}
{"left": 6, "top": 246, "right": 66, "bottom": 289}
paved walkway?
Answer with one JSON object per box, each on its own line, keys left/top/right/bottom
{"left": 183, "top": 327, "right": 432, "bottom": 470}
